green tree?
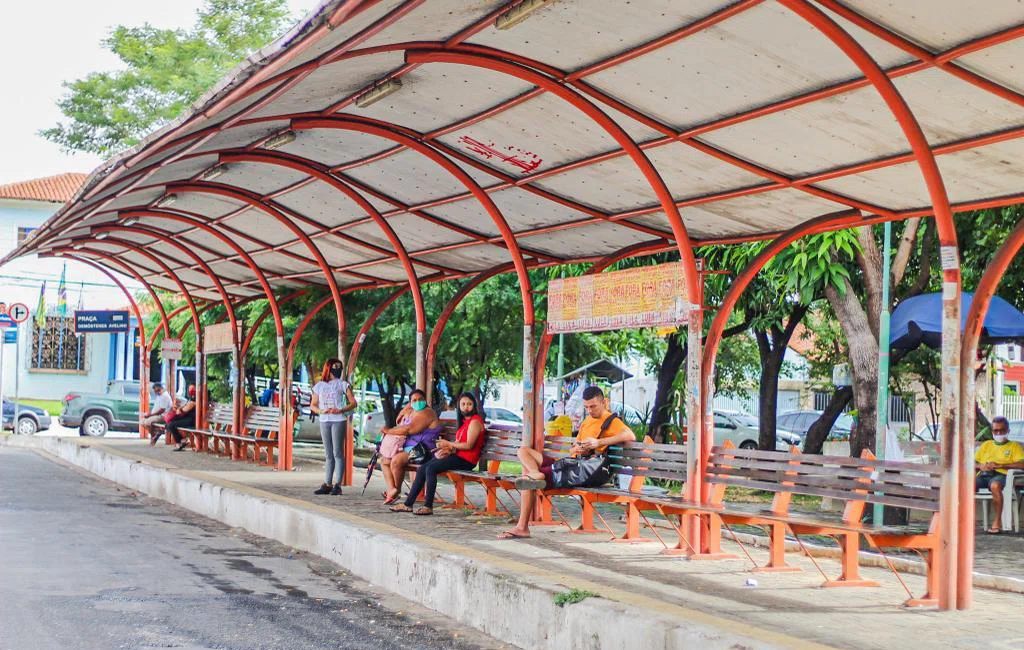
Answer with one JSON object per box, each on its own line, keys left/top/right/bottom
{"left": 42, "top": 0, "right": 292, "bottom": 154}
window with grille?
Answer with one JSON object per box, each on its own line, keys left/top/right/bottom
{"left": 16, "top": 227, "right": 37, "bottom": 247}
{"left": 30, "top": 316, "right": 86, "bottom": 372}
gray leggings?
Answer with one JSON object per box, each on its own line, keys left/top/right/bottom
{"left": 320, "top": 420, "right": 346, "bottom": 484}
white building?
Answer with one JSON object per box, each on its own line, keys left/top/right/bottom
{"left": 0, "top": 173, "right": 143, "bottom": 401}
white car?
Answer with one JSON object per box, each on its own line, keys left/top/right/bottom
{"left": 713, "top": 410, "right": 803, "bottom": 451}
{"left": 441, "top": 406, "right": 524, "bottom": 430}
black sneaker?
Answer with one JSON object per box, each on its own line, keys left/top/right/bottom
{"left": 314, "top": 483, "right": 332, "bottom": 495}
{"left": 330, "top": 485, "right": 342, "bottom": 496}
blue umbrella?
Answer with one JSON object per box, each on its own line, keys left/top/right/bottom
{"left": 890, "top": 291, "right": 1024, "bottom": 350}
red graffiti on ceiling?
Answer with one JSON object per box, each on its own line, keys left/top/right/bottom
{"left": 457, "top": 136, "right": 542, "bottom": 174}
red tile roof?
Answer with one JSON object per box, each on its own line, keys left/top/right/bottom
{"left": 0, "top": 173, "right": 87, "bottom": 203}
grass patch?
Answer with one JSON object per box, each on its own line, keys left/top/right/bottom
{"left": 553, "top": 589, "right": 599, "bottom": 607}
{"left": 14, "top": 399, "right": 63, "bottom": 414}
{"left": 725, "top": 486, "right": 822, "bottom": 508}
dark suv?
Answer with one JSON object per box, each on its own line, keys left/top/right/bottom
{"left": 2, "top": 401, "right": 52, "bottom": 435}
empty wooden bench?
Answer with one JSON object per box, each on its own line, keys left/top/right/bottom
{"left": 686, "top": 443, "right": 941, "bottom": 606}
{"left": 213, "top": 406, "right": 290, "bottom": 466}
{"left": 179, "top": 403, "right": 234, "bottom": 453}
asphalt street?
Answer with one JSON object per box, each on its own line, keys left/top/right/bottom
{"left": 0, "top": 447, "right": 512, "bottom": 650}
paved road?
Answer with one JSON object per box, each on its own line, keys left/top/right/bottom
{"left": 0, "top": 447, "right": 510, "bottom": 650}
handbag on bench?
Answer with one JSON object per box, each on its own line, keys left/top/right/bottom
{"left": 549, "top": 414, "right": 620, "bottom": 489}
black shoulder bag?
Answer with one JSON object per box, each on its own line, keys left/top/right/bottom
{"left": 549, "top": 414, "right": 620, "bottom": 489}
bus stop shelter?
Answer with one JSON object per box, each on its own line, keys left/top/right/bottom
{"left": 3, "top": 0, "right": 1024, "bottom": 610}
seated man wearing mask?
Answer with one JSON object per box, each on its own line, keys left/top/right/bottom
{"left": 975, "top": 416, "right": 1024, "bottom": 534}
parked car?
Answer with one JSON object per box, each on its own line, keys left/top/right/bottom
{"left": 60, "top": 380, "right": 142, "bottom": 436}
{"left": 714, "top": 410, "right": 802, "bottom": 450}
{"left": 2, "top": 401, "right": 52, "bottom": 435}
{"left": 777, "top": 410, "right": 854, "bottom": 441}
{"left": 441, "top": 406, "right": 525, "bottom": 430}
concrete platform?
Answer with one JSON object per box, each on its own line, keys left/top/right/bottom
{"left": 7, "top": 434, "right": 1024, "bottom": 650}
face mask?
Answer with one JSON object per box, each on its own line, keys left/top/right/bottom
{"left": 330, "top": 366, "right": 342, "bottom": 379}
{"left": 993, "top": 434, "right": 1009, "bottom": 444}
{"left": 411, "top": 400, "right": 427, "bottom": 411}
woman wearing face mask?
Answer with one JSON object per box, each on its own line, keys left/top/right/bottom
{"left": 311, "top": 358, "right": 358, "bottom": 495}
{"left": 390, "top": 392, "right": 486, "bottom": 515}
{"left": 378, "top": 389, "right": 442, "bottom": 504}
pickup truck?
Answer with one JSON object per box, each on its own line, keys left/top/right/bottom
{"left": 60, "top": 380, "right": 142, "bottom": 436}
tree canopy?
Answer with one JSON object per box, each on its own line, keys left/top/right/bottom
{"left": 42, "top": 0, "right": 292, "bottom": 155}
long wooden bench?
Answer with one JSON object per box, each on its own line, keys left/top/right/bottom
{"left": 216, "top": 406, "right": 290, "bottom": 466}
{"left": 179, "top": 403, "right": 234, "bottom": 454}
{"left": 657, "top": 443, "right": 942, "bottom": 606}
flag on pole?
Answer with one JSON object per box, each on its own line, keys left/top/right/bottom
{"left": 35, "top": 281, "right": 46, "bottom": 368}
{"left": 57, "top": 264, "right": 67, "bottom": 316}
{"left": 34, "top": 281, "right": 47, "bottom": 328}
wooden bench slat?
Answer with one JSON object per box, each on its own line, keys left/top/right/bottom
{"left": 711, "top": 447, "right": 942, "bottom": 475}
{"left": 710, "top": 466, "right": 940, "bottom": 501}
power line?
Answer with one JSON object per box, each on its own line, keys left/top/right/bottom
{"left": 0, "top": 273, "right": 137, "bottom": 289}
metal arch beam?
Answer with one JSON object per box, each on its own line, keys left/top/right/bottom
{"left": 957, "top": 216, "right": 1024, "bottom": 608}
{"left": 104, "top": 221, "right": 243, "bottom": 435}
{"left": 164, "top": 181, "right": 346, "bottom": 360}
{"left": 241, "top": 290, "right": 307, "bottom": 357}
{"left": 289, "top": 116, "right": 535, "bottom": 398}
{"left": 60, "top": 244, "right": 172, "bottom": 432}
{"left": 346, "top": 286, "right": 410, "bottom": 378}
{"left": 50, "top": 252, "right": 152, "bottom": 437}
{"left": 425, "top": 262, "right": 516, "bottom": 404}
{"left": 87, "top": 233, "right": 203, "bottom": 344}
{"left": 113, "top": 206, "right": 292, "bottom": 468}
{"left": 403, "top": 47, "right": 703, "bottom": 550}
{"left": 777, "top": 0, "right": 960, "bottom": 609}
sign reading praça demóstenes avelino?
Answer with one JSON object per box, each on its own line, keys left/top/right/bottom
{"left": 74, "top": 310, "right": 131, "bottom": 333}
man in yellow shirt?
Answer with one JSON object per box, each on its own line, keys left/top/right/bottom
{"left": 975, "top": 416, "right": 1024, "bottom": 534}
{"left": 498, "top": 386, "right": 634, "bottom": 540}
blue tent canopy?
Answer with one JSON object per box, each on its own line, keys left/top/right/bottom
{"left": 890, "top": 292, "right": 1024, "bottom": 351}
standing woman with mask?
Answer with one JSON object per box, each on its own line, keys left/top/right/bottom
{"left": 311, "top": 358, "right": 358, "bottom": 495}
{"left": 390, "top": 392, "right": 486, "bottom": 515}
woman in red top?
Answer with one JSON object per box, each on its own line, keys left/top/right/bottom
{"left": 390, "top": 392, "right": 485, "bottom": 515}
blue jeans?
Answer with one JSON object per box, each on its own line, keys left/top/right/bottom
{"left": 320, "top": 420, "right": 346, "bottom": 484}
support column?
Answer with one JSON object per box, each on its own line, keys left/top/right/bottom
{"left": 278, "top": 333, "right": 292, "bottom": 471}
{"left": 939, "top": 276, "right": 962, "bottom": 609}
{"left": 685, "top": 263, "right": 704, "bottom": 554}
{"left": 415, "top": 329, "right": 427, "bottom": 391}
{"left": 196, "top": 331, "right": 207, "bottom": 428}
{"left": 232, "top": 346, "right": 243, "bottom": 438}
{"left": 522, "top": 324, "right": 536, "bottom": 449}
{"left": 957, "top": 216, "right": 1024, "bottom": 608}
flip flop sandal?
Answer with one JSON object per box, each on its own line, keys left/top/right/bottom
{"left": 389, "top": 504, "right": 412, "bottom": 513}
{"left": 986, "top": 528, "right": 1002, "bottom": 535}
{"left": 383, "top": 493, "right": 401, "bottom": 505}
{"left": 497, "top": 530, "right": 530, "bottom": 540}
{"left": 413, "top": 507, "right": 433, "bottom": 516}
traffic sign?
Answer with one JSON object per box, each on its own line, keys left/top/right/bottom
{"left": 0, "top": 313, "right": 13, "bottom": 329}
{"left": 7, "top": 303, "right": 29, "bottom": 323}
{"left": 3, "top": 330, "right": 15, "bottom": 344}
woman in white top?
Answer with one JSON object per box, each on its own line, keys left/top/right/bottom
{"left": 310, "top": 358, "right": 357, "bottom": 495}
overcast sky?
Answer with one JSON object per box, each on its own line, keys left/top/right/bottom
{"left": 0, "top": 0, "right": 323, "bottom": 185}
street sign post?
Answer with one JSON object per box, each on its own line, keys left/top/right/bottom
{"left": 161, "top": 338, "right": 183, "bottom": 361}
{"left": 74, "top": 310, "right": 130, "bottom": 333}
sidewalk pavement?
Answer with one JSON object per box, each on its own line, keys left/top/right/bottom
{"left": 7, "top": 434, "right": 1024, "bottom": 650}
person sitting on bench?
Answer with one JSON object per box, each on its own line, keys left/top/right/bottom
{"left": 145, "top": 383, "right": 173, "bottom": 444}
{"left": 166, "top": 385, "right": 198, "bottom": 452}
{"left": 975, "top": 416, "right": 1024, "bottom": 534}
{"left": 499, "top": 385, "right": 634, "bottom": 540}
{"left": 378, "top": 389, "right": 442, "bottom": 504}
{"left": 390, "top": 392, "right": 486, "bottom": 515}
